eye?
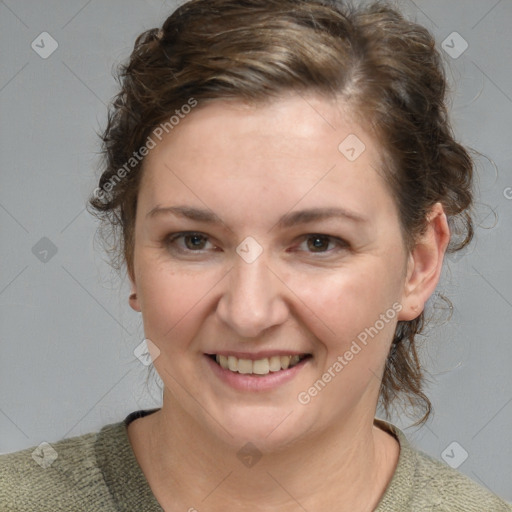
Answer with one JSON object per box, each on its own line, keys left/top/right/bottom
{"left": 296, "top": 234, "right": 348, "bottom": 254}
{"left": 164, "top": 232, "right": 216, "bottom": 252}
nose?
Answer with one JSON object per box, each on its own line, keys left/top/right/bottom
{"left": 216, "top": 253, "right": 289, "bottom": 339}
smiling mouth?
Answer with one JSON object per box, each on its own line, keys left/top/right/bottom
{"left": 208, "top": 353, "right": 312, "bottom": 376}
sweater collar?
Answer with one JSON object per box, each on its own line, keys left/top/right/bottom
{"left": 95, "top": 408, "right": 163, "bottom": 511}
{"left": 373, "top": 418, "right": 416, "bottom": 511}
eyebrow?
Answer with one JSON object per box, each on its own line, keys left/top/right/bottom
{"left": 276, "top": 207, "right": 367, "bottom": 228}
{"left": 146, "top": 205, "right": 222, "bottom": 223}
{"left": 146, "top": 205, "right": 368, "bottom": 227}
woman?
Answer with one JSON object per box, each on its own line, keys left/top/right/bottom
{"left": 1, "top": 0, "right": 510, "bottom": 510}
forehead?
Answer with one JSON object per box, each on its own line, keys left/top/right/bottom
{"left": 139, "top": 95, "right": 396, "bottom": 223}
{"left": 146, "top": 95, "right": 372, "bottom": 162}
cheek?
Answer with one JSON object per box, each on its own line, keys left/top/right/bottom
{"left": 136, "top": 262, "right": 219, "bottom": 349}
{"left": 291, "top": 268, "right": 402, "bottom": 411}
{"left": 291, "top": 263, "right": 401, "bottom": 340}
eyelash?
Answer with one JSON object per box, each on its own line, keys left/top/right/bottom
{"left": 163, "top": 231, "right": 349, "bottom": 256}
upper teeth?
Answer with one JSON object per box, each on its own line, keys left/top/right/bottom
{"left": 215, "top": 354, "right": 302, "bottom": 375}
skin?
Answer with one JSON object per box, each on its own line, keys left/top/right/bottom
{"left": 126, "top": 94, "right": 450, "bottom": 511}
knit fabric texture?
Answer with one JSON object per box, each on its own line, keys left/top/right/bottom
{"left": 1, "top": 409, "right": 510, "bottom": 511}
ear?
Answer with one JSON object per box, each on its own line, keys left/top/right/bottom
{"left": 128, "top": 266, "right": 141, "bottom": 313}
{"left": 398, "top": 202, "right": 450, "bottom": 321}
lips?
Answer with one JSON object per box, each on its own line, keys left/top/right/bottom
{"left": 207, "top": 353, "right": 311, "bottom": 376}
{"left": 205, "top": 351, "right": 312, "bottom": 391}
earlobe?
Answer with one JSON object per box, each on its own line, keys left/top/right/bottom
{"left": 398, "top": 203, "right": 450, "bottom": 321}
{"left": 129, "top": 279, "right": 141, "bottom": 313}
{"left": 128, "top": 264, "right": 141, "bottom": 312}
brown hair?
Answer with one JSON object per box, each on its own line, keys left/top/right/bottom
{"left": 89, "top": 0, "right": 473, "bottom": 424}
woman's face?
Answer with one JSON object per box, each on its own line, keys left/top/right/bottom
{"left": 130, "top": 95, "right": 414, "bottom": 449}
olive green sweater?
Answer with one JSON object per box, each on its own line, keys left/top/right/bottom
{"left": 1, "top": 409, "right": 510, "bottom": 511}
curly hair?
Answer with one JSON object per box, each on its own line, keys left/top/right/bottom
{"left": 88, "top": 0, "right": 474, "bottom": 424}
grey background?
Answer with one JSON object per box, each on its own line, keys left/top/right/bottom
{"left": 1, "top": 0, "right": 511, "bottom": 502}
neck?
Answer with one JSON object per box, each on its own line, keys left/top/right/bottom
{"left": 128, "top": 395, "right": 399, "bottom": 511}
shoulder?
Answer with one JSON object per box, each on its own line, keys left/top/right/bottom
{"left": 0, "top": 426, "right": 120, "bottom": 512}
{"left": 411, "top": 448, "right": 511, "bottom": 511}
{"left": 375, "top": 419, "right": 512, "bottom": 512}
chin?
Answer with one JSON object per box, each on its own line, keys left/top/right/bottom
{"left": 207, "top": 405, "right": 311, "bottom": 453}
